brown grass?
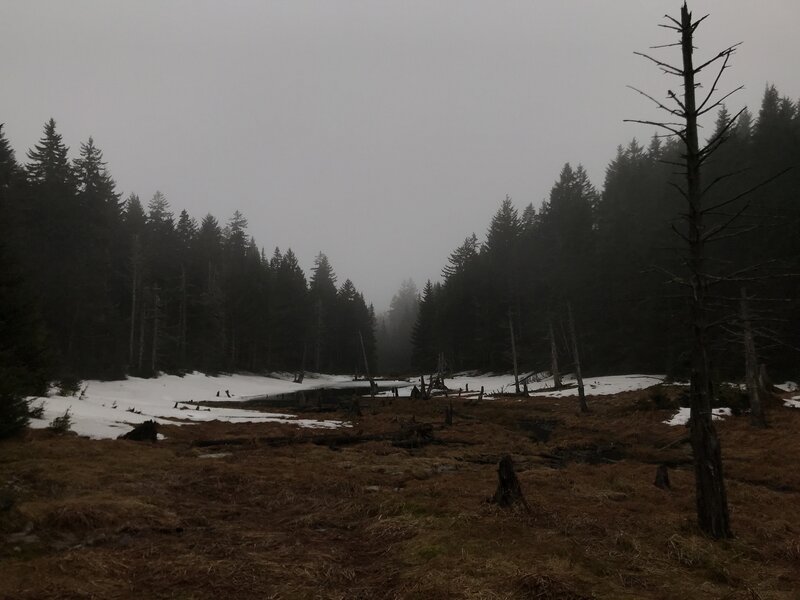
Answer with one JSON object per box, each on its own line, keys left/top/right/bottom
{"left": 1, "top": 387, "right": 799, "bottom": 599}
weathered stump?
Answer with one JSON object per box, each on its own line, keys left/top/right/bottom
{"left": 444, "top": 401, "right": 454, "bottom": 426}
{"left": 654, "top": 464, "right": 671, "bottom": 490}
{"left": 350, "top": 396, "right": 362, "bottom": 418}
{"left": 120, "top": 420, "right": 159, "bottom": 442}
{"left": 490, "top": 455, "right": 531, "bottom": 512}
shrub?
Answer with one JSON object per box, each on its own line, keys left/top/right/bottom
{"left": 27, "top": 401, "right": 45, "bottom": 419}
{"left": 58, "top": 376, "right": 81, "bottom": 397}
{"left": 714, "top": 383, "right": 750, "bottom": 412}
{"left": 48, "top": 408, "right": 73, "bottom": 434}
{"left": 649, "top": 385, "right": 677, "bottom": 410}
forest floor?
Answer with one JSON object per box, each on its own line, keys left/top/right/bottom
{"left": 1, "top": 385, "right": 799, "bottom": 599}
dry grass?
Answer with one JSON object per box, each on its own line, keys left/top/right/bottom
{"left": 1, "top": 387, "right": 799, "bottom": 599}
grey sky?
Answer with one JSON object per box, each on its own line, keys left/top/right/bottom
{"left": 2, "top": 1, "right": 798, "bottom": 310}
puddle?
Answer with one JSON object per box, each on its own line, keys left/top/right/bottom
{"left": 201, "top": 381, "right": 411, "bottom": 412}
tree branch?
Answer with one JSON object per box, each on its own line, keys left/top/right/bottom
{"left": 633, "top": 51, "right": 684, "bottom": 76}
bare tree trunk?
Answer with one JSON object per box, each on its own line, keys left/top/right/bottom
{"left": 314, "top": 298, "right": 322, "bottom": 372}
{"left": 740, "top": 288, "right": 766, "bottom": 427}
{"left": 567, "top": 303, "right": 587, "bottom": 412}
{"left": 151, "top": 286, "right": 160, "bottom": 374}
{"left": 549, "top": 320, "right": 562, "bottom": 389}
{"left": 358, "top": 331, "right": 371, "bottom": 381}
{"left": 359, "top": 331, "right": 374, "bottom": 398}
{"left": 138, "top": 290, "right": 146, "bottom": 372}
{"left": 179, "top": 263, "right": 187, "bottom": 367}
{"left": 128, "top": 235, "right": 139, "bottom": 368}
{"left": 680, "top": 4, "right": 731, "bottom": 538}
{"left": 230, "top": 329, "right": 236, "bottom": 369}
{"left": 296, "top": 342, "right": 307, "bottom": 384}
{"left": 509, "top": 312, "right": 520, "bottom": 395}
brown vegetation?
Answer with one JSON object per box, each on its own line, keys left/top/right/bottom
{"left": 1, "top": 387, "right": 799, "bottom": 599}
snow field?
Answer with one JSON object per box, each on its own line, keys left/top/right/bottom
{"left": 27, "top": 372, "right": 360, "bottom": 439}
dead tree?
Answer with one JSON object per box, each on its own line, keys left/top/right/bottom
{"left": 128, "top": 234, "right": 141, "bottom": 368}
{"left": 509, "top": 312, "right": 521, "bottom": 395}
{"left": 151, "top": 285, "right": 160, "bottom": 374}
{"left": 314, "top": 298, "right": 323, "bottom": 372}
{"left": 740, "top": 289, "right": 767, "bottom": 427}
{"left": 627, "top": 3, "right": 735, "bottom": 538}
{"left": 549, "top": 320, "right": 562, "bottom": 390}
{"left": 358, "top": 331, "right": 375, "bottom": 398}
{"left": 444, "top": 400, "right": 454, "bottom": 426}
{"left": 137, "top": 289, "right": 147, "bottom": 372}
{"left": 567, "top": 303, "right": 588, "bottom": 413}
{"left": 179, "top": 263, "right": 188, "bottom": 367}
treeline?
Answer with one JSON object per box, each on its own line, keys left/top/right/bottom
{"left": 412, "top": 85, "right": 800, "bottom": 380}
{"left": 376, "top": 279, "right": 420, "bottom": 374}
{"left": 0, "top": 119, "right": 376, "bottom": 386}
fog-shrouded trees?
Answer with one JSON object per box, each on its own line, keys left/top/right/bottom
{"left": 0, "top": 124, "right": 50, "bottom": 437}
{"left": 377, "top": 279, "right": 419, "bottom": 374}
{"left": 412, "top": 75, "right": 798, "bottom": 397}
{"left": 1, "top": 119, "right": 377, "bottom": 387}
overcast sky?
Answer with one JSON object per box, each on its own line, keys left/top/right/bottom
{"left": 2, "top": 1, "right": 798, "bottom": 310}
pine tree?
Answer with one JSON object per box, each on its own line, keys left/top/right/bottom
{"left": 309, "top": 252, "right": 338, "bottom": 371}
{"left": 24, "top": 119, "right": 82, "bottom": 376}
{"left": 411, "top": 280, "right": 440, "bottom": 372}
{"left": 0, "top": 127, "right": 50, "bottom": 435}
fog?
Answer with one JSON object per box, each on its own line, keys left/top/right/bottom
{"left": 2, "top": 0, "right": 798, "bottom": 310}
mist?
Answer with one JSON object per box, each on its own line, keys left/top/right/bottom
{"left": 2, "top": 1, "right": 799, "bottom": 311}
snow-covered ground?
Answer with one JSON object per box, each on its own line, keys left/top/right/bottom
{"left": 26, "top": 372, "right": 395, "bottom": 440}
{"left": 32, "top": 369, "right": 792, "bottom": 439}
{"left": 772, "top": 382, "right": 800, "bottom": 409}
{"left": 664, "top": 407, "right": 732, "bottom": 426}
{"left": 378, "top": 373, "right": 666, "bottom": 399}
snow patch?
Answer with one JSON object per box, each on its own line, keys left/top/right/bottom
{"left": 383, "top": 373, "right": 664, "bottom": 398}
{"left": 664, "top": 407, "right": 732, "bottom": 426}
{"left": 27, "top": 372, "right": 352, "bottom": 440}
{"left": 784, "top": 397, "right": 800, "bottom": 409}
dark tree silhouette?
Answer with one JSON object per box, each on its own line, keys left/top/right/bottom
{"left": 627, "top": 2, "right": 740, "bottom": 538}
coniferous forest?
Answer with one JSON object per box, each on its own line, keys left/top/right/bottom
{"left": 4, "top": 4, "right": 800, "bottom": 597}
{"left": 0, "top": 119, "right": 377, "bottom": 394}
{"left": 2, "top": 84, "right": 799, "bottom": 405}
{"left": 412, "top": 85, "right": 800, "bottom": 382}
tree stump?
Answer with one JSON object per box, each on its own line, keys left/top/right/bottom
{"left": 654, "top": 464, "right": 671, "bottom": 490}
{"left": 490, "top": 455, "right": 531, "bottom": 512}
{"left": 120, "top": 420, "right": 158, "bottom": 442}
